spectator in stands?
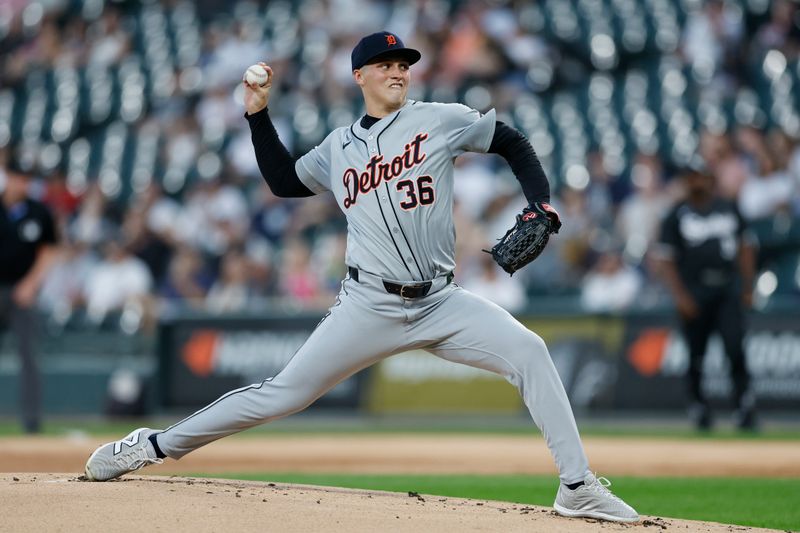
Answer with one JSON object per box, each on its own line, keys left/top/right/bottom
{"left": 734, "top": 124, "right": 768, "bottom": 175}
{"left": 753, "top": 0, "right": 800, "bottom": 57}
{"left": 278, "top": 238, "right": 329, "bottom": 309}
{"left": 2, "top": 14, "right": 61, "bottom": 83}
{"left": 176, "top": 175, "right": 248, "bottom": 256}
{"left": 86, "top": 6, "right": 131, "bottom": 67}
{"left": 616, "top": 153, "right": 671, "bottom": 262}
{"left": 580, "top": 250, "right": 643, "bottom": 312}
{"left": 69, "top": 183, "right": 115, "bottom": 247}
{"left": 453, "top": 154, "right": 502, "bottom": 219}
{"left": 452, "top": 199, "right": 491, "bottom": 284}
{"left": 584, "top": 150, "right": 620, "bottom": 229}
{"left": 42, "top": 169, "right": 81, "bottom": 225}
{"left": 699, "top": 130, "right": 749, "bottom": 200}
{"left": 158, "top": 245, "right": 212, "bottom": 311}
{"left": 136, "top": 183, "right": 181, "bottom": 249}
{"left": 250, "top": 187, "right": 297, "bottom": 246}
{"left": 464, "top": 252, "right": 528, "bottom": 313}
{"left": 682, "top": 0, "right": 744, "bottom": 89}
{"left": 737, "top": 135, "right": 794, "bottom": 220}
{"left": 549, "top": 186, "right": 594, "bottom": 288}
{"left": 766, "top": 128, "right": 800, "bottom": 195}
{"left": 438, "top": 2, "right": 508, "bottom": 85}
{"left": 242, "top": 236, "right": 276, "bottom": 298}
{"left": 162, "top": 116, "right": 201, "bottom": 190}
{"left": 0, "top": 153, "right": 58, "bottom": 433}
{"left": 205, "top": 250, "right": 251, "bottom": 313}
{"left": 83, "top": 237, "right": 152, "bottom": 323}
{"left": 120, "top": 203, "right": 172, "bottom": 284}
{"left": 655, "top": 162, "right": 757, "bottom": 431}
{"left": 38, "top": 235, "right": 96, "bottom": 318}
{"left": 780, "top": 131, "right": 800, "bottom": 213}
{"left": 311, "top": 232, "right": 349, "bottom": 294}
{"left": 55, "top": 14, "right": 89, "bottom": 68}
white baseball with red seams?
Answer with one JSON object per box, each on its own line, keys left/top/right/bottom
{"left": 244, "top": 64, "right": 269, "bottom": 86}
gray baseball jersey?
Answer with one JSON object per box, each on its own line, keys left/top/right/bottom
{"left": 296, "top": 100, "right": 495, "bottom": 281}
{"left": 156, "top": 100, "right": 591, "bottom": 485}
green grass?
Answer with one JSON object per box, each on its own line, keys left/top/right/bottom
{"left": 197, "top": 472, "right": 800, "bottom": 531}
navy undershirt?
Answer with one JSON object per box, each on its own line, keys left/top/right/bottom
{"left": 360, "top": 114, "right": 380, "bottom": 129}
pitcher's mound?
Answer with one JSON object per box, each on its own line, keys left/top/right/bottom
{"left": 0, "top": 474, "right": 779, "bottom": 532}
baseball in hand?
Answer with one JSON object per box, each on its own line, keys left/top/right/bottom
{"left": 244, "top": 64, "right": 270, "bottom": 86}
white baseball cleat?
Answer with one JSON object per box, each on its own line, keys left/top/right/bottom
{"left": 553, "top": 473, "right": 639, "bottom": 523}
{"left": 84, "top": 427, "right": 163, "bottom": 481}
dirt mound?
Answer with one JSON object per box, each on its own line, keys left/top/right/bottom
{"left": 0, "top": 474, "right": 781, "bottom": 533}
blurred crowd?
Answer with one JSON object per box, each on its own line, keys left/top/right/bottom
{"left": 1, "top": 0, "right": 799, "bottom": 330}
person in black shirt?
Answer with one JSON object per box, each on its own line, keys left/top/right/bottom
{"left": 656, "top": 161, "right": 757, "bottom": 431}
{"left": 0, "top": 155, "right": 58, "bottom": 433}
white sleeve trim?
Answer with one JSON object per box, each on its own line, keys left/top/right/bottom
{"left": 474, "top": 108, "right": 497, "bottom": 153}
{"left": 294, "top": 159, "right": 329, "bottom": 195}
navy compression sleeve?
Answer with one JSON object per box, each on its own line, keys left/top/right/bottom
{"left": 488, "top": 121, "right": 551, "bottom": 204}
{"left": 245, "top": 108, "right": 314, "bottom": 198}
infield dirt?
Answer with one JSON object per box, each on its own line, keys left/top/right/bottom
{"left": 2, "top": 433, "right": 798, "bottom": 477}
{"left": 0, "top": 434, "right": 796, "bottom": 532}
{"left": 0, "top": 474, "right": 785, "bottom": 533}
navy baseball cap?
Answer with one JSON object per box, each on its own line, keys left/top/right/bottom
{"left": 351, "top": 31, "right": 421, "bottom": 71}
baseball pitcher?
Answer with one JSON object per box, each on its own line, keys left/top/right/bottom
{"left": 85, "top": 31, "right": 638, "bottom": 523}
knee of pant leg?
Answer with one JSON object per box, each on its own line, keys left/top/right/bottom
{"left": 498, "top": 331, "right": 555, "bottom": 395}
{"left": 508, "top": 330, "right": 551, "bottom": 373}
{"left": 523, "top": 330, "right": 548, "bottom": 357}
{"left": 529, "top": 331, "right": 548, "bottom": 354}
{"left": 254, "top": 381, "right": 321, "bottom": 421}
{"left": 263, "top": 395, "right": 311, "bottom": 420}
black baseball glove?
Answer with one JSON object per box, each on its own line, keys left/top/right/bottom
{"left": 485, "top": 202, "right": 562, "bottom": 275}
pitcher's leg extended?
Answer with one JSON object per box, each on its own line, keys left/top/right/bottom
{"left": 85, "top": 279, "right": 402, "bottom": 480}
{"left": 422, "top": 287, "right": 588, "bottom": 484}
{"left": 158, "top": 303, "right": 398, "bottom": 457}
{"left": 422, "top": 287, "right": 638, "bottom": 522}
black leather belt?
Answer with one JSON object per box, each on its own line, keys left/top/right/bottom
{"left": 348, "top": 267, "right": 453, "bottom": 299}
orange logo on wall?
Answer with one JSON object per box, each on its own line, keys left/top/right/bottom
{"left": 386, "top": 34, "right": 397, "bottom": 46}
{"left": 182, "top": 330, "right": 220, "bottom": 377}
{"left": 627, "top": 328, "right": 669, "bottom": 376}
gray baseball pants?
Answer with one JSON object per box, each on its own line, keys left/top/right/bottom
{"left": 157, "top": 272, "right": 591, "bottom": 484}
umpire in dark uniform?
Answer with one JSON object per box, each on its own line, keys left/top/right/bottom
{"left": 656, "top": 160, "right": 757, "bottom": 431}
{"left": 1, "top": 154, "right": 58, "bottom": 433}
